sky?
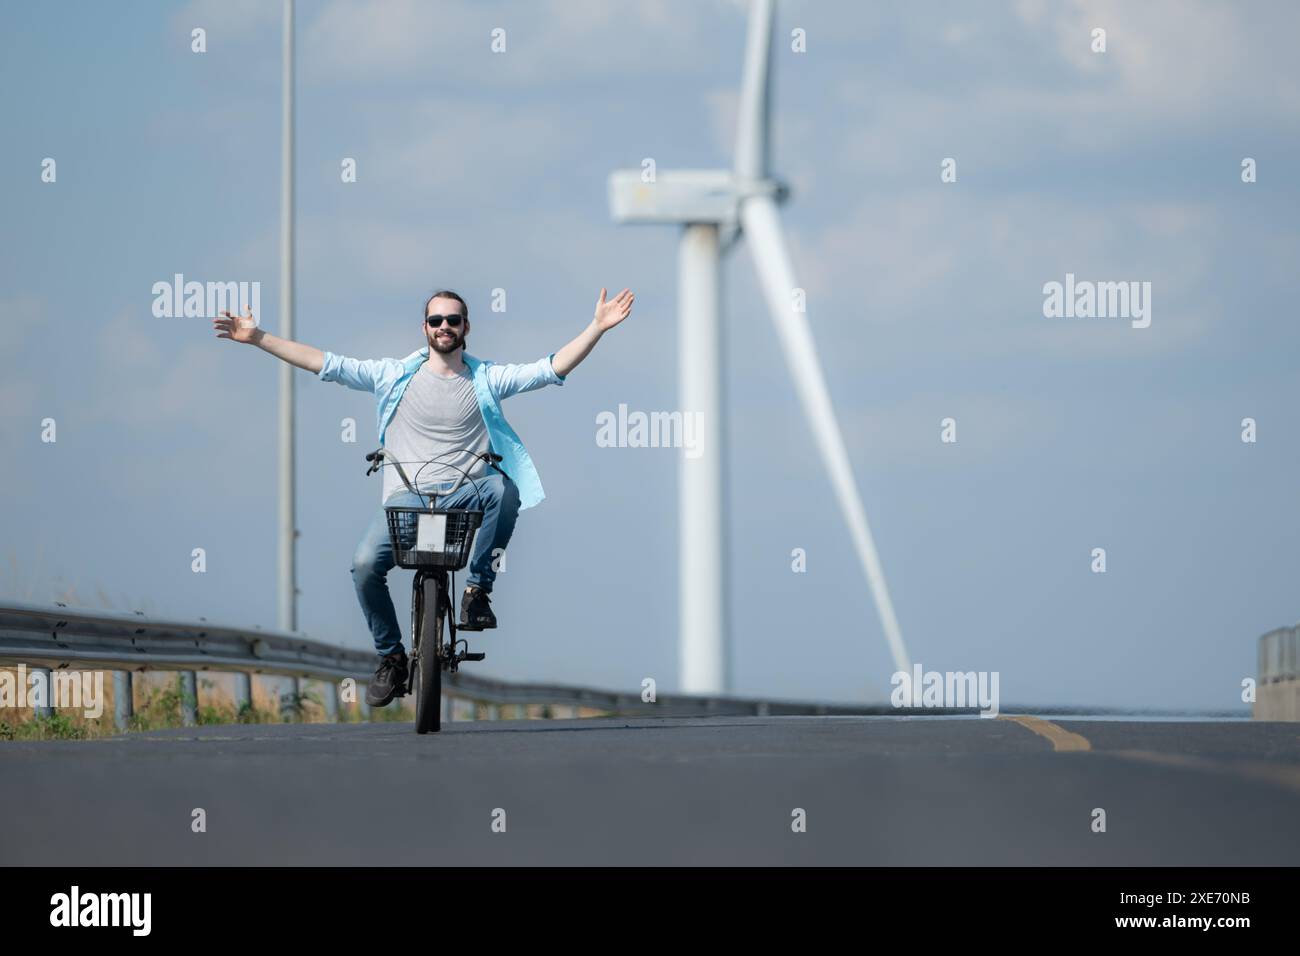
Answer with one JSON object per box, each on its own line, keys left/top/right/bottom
{"left": 2, "top": 0, "right": 1298, "bottom": 711}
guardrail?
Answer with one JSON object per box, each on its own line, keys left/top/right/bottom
{"left": 1257, "top": 625, "right": 1300, "bottom": 720}
{"left": 0, "top": 601, "right": 373, "bottom": 679}
{"left": 6, "top": 600, "right": 1268, "bottom": 729}
{"left": 0, "top": 600, "right": 911, "bottom": 730}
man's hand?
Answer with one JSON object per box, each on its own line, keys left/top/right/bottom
{"left": 593, "top": 287, "right": 634, "bottom": 332}
{"left": 213, "top": 309, "right": 325, "bottom": 373}
{"left": 550, "top": 287, "right": 635, "bottom": 378}
{"left": 214, "top": 308, "right": 264, "bottom": 345}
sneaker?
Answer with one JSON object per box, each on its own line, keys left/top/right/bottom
{"left": 459, "top": 585, "right": 497, "bottom": 630}
{"left": 366, "top": 650, "right": 408, "bottom": 707}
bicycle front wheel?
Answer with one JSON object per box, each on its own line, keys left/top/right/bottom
{"left": 413, "top": 572, "right": 444, "bottom": 734}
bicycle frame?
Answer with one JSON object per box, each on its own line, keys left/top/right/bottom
{"left": 366, "top": 447, "right": 491, "bottom": 734}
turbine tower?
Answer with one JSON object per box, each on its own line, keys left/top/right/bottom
{"left": 607, "top": 0, "right": 912, "bottom": 693}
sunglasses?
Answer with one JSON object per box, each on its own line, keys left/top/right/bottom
{"left": 426, "top": 313, "right": 464, "bottom": 328}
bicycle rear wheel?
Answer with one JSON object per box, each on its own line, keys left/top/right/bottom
{"left": 413, "top": 571, "right": 444, "bottom": 734}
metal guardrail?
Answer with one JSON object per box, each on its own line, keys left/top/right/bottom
{"left": 0, "top": 600, "right": 373, "bottom": 680}
{"left": 7, "top": 600, "right": 1269, "bottom": 728}
{"left": 1256, "top": 625, "right": 1299, "bottom": 721}
{"left": 1259, "top": 626, "right": 1299, "bottom": 684}
{"left": 0, "top": 600, "right": 912, "bottom": 729}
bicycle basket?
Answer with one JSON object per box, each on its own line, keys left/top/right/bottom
{"left": 385, "top": 507, "right": 483, "bottom": 570}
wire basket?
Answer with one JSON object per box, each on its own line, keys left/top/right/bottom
{"left": 385, "top": 507, "right": 483, "bottom": 570}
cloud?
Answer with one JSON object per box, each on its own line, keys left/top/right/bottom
{"left": 0, "top": 294, "right": 47, "bottom": 354}
{"left": 301, "top": 0, "right": 724, "bottom": 87}
{"left": 61, "top": 311, "right": 271, "bottom": 499}
{"left": 173, "top": 0, "right": 279, "bottom": 38}
{"left": 356, "top": 98, "right": 579, "bottom": 209}
{"left": 817, "top": 0, "right": 1300, "bottom": 177}
{"left": 784, "top": 189, "right": 1228, "bottom": 361}
{"left": 0, "top": 381, "right": 37, "bottom": 439}
{"left": 0, "top": 296, "right": 48, "bottom": 440}
{"left": 1037, "top": 0, "right": 1300, "bottom": 120}
{"left": 83, "top": 311, "right": 266, "bottom": 429}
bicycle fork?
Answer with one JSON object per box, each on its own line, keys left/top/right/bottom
{"left": 412, "top": 570, "right": 484, "bottom": 686}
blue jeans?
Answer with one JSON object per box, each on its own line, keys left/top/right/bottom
{"left": 351, "top": 473, "right": 521, "bottom": 658}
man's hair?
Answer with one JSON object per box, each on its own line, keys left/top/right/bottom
{"left": 424, "top": 289, "right": 468, "bottom": 323}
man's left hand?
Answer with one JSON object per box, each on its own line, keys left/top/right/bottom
{"left": 593, "top": 287, "right": 634, "bottom": 332}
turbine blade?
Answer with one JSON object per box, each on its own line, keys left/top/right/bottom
{"left": 740, "top": 195, "right": 912, "bottom": 675}
{"left": 734, "top": 0, "right": 774, "bottom": 180}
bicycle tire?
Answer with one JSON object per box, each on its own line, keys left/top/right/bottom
{"left": 414, "top": 572, "right": 444, "bottom": 734}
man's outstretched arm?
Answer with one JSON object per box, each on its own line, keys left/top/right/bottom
{"left": 214, "top": 308, "right": 324, "bottom": 373}
{"left": 550, "top": 287, "right": 635, "bottom": 377}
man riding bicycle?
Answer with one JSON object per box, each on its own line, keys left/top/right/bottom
{"left": 214, "top": 286, "right": 635, "bottom": 706}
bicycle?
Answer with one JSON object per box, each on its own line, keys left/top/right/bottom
{"left": 364, "top": 447, "right": 503, "bottom": 734}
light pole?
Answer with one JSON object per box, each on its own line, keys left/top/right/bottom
{"left": 276, "top": 0, "right": 299, "bottom": 719}
{"left": 278, "top": 0, "right": 297, "bottom": 637}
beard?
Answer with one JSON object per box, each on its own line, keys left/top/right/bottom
{"left": 428, "top": 327, "right": 464, "bottom": 354}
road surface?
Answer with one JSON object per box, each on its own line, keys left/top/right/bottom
{"left": 2, "top": 715, "right": 1297, "bottom": 865}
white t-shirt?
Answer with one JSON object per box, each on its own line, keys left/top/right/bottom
{"left": 381, "top": 361, "right": 489, "bottom": 501}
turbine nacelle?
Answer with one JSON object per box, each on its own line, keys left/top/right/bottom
{"left": 607, "top": 169, "right": 788, "bottom": 227}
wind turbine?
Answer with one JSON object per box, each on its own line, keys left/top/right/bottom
{"left": 606, "top": 0, "right": 912, "bottom": 694}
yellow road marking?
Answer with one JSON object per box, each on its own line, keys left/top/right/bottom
{"left": 999, "top": 715, "right": 1092, "bottom": 752}
{"left": 1110, "top": 749, "right": 1300, "bottom": 795}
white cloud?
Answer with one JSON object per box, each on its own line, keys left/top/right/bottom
{"left": 823, "top": 0, "right": 1300, "bottom": 175}
{"left": 86, "top": 312, "right": 265, "bottom": 434}
{"left": 301, "top": 0, "right": 724, "bottom": 86}
{"left": 173, "top": 0, "right": 279, "bottom": 39}
{"left": 0, "top": 381, "right": 36, "bottom": 437}
{"left": 371, "top": 100, "right": 574, "bottom": 205}
{"left": 0, "top": 294, "right": 47, "bottom": 353}
{"left": 1040, "top": 0, "right": 1300, "bottom": 121}
{"left": 0, "top": 296, "right": 47, "bottom": 437}
{"left": 783, "top": 189, "right": 1230, "bottom": 360}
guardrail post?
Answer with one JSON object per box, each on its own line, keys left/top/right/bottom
{"left": 31, "top": 666, "right": 52, "bottom": 719}
{"left": 180, "top": 671, "right": 198, "bottom": 727}
{"left": 279, "top": 676, "right": 299, "bottom": 721}
{"left": 233, "top": 672, "right": 252, "bottom": 718}
{"left": 113, "top": 671, "right": 133, "bottom": 731}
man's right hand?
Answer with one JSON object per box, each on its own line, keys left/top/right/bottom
{"left": 214, "top": 308, "right": 264, "bottom": 345}
{"left": 214, "top": 309, "right": 326, "bottom": 374}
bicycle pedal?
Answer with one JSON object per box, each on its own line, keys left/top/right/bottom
{"left": 462, "top": 652, "right": 485, "bottom": 662}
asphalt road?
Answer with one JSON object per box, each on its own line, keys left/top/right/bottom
{"left": 2, "top": 715, "right": 1297, "bottom": 865}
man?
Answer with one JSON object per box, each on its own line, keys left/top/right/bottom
{"left": 214, "top": 286, "right": 634, "bottom": 705}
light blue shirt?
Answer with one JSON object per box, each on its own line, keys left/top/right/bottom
{"left": 318, "top": 347, "right": 565, "bottom": 510}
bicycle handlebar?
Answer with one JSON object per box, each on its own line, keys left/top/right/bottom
{"left": 363, "top": 449, "right": 508, "bottom": 510}
{"left": 364, "top": 448, "right": 501, "bottom": 468}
